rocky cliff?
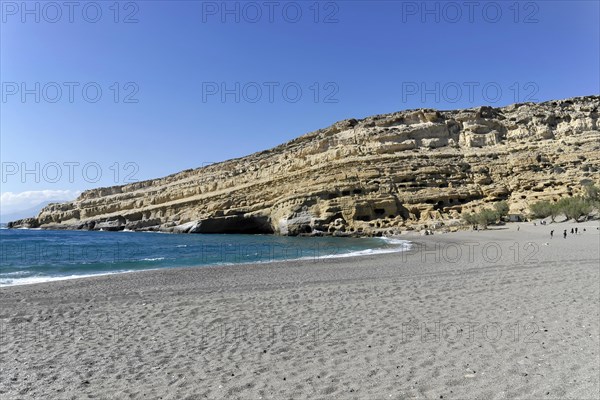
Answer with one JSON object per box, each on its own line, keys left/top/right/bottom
{"left": 9, "top": 96, "right": 600, "bottom": 235}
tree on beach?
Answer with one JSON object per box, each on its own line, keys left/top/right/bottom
{"left": 462, "top": 202, "right": 508, "bottom": 229}
{"left": 528, "top": 184, "right": 599, "bottom": 223}
{"left": 556, "top": 196, "right": 594, "bottom": 222}
{"left": 494, "top": 201, "right": 510, "bottom": 218}
{"left": 477, "top": 208, "right": 500, "bottom": 228}
{"left": 583, "top": 183, "right": 600, "bottom": 200}
{"left": 583, "top": 183, "right": 600, "bottom": 210}
{"left": 529, "top": 200, "right": 558, "bottom": 221}
{"left": 463, "top": 212, "right": 478, "bottom": 226}
{"left": 548, "top": 202, "right": 561, "bottom": 222}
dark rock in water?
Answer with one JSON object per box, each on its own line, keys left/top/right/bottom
{"left": 125, "top": 218, "right": 162, "bottom": 231}
{"left": 8, "top": 218, "right": 39, "bottom": 229}
{"left": 95, "top": 216, "right": 127, "bottom": 231}
{"left": 76, "top": 221, "right": 96, "bottom": 230}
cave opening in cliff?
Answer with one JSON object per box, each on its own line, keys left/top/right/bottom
{"left": 190, "top": 216, "right": 275, "bottom": 235}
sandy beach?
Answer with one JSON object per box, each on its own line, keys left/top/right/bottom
{"left": 1, "top": 221, "right": 599, "bottom": 399}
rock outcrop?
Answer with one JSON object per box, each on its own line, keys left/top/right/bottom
{"left": 9, "top": 96, "right": 600, "bottom": 235}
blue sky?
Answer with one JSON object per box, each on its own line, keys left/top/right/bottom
{"left": 1, "top": 0, "right": 599, "bottom": 212}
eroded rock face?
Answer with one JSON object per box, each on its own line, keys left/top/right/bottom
{"left": 9, "top": 96, "right": 600, "bottom": 235}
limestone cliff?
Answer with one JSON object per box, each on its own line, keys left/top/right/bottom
{"left": 9, "top": 96, "right": 600, "bottom": 235}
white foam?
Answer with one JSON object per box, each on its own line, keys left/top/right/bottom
{"left": 0, "top": 271, "right": 135, "bottom": 287}
{"left": 380, "top": 236, "right": 411, "bottom": 246}
{"left": 2, "top": 270, "right": 31, "bottom": 277}
{"left": 317, "top": 238, "right": 412, "bottom": 259}
{"left": 275, "top": 237, "right": 412, "bottom": 261}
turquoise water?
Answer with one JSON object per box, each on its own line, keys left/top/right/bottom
{"left": 0, "top": 229, "right": 410, "bottom": 286}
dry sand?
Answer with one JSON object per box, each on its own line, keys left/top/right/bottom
{"left": 1, "top": 221, "right": 599, "bottom": 399}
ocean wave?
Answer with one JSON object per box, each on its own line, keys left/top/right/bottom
{"left": 1, "top": 270, "right": 32, "bottom": 277}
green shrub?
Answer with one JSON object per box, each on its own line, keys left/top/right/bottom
{"left": 583, "top": 183, "right": 600, "bottom": 211}
{"left": 462, "top": 202, "right": 508, "bottom": 228}
{"left": 583, "top": 183, "right": 600, "bottom": 202}
{"left": 494, "top": 201, "right": 509, "bottom": 218}
{"left": 529, "top": 200, "right": 555, "bottom": 219}
{"left": 556, "top": 196, "right": 594, "bottom": 222}
{"left": 477, "top": 208, "right": 499, "bottom": 228}
{"left": 463, "top": 213, "right": 478, "bottom": 225}
{"left": 530, "top": 188, "right": 597, "bottom": 222}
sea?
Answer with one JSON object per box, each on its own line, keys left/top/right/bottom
{"left": 0, "top": 228, "right": 411, "bottom": 287}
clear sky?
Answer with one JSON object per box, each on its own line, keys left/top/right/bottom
{"left": 1, "top": 0, "right": 599, "bottom": 212}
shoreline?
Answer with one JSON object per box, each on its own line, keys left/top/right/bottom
{"left": 1, "top": 219, "right": 597, "bottom": 289}
{"left": 0, "top": 234, "right": 411, "bottom": 288}
{"left": 1, "top": 221, "right": 598, "bottom": 399}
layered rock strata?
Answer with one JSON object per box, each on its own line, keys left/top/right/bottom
{"left": 9, "top": 96, "right": 600, "bottom": 235}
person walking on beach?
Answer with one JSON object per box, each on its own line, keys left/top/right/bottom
{"left": 550, "top": 230, "right": 554, "bottom": 239}
{"left": 575, "top": 227, "right": 578, "bottom": 234}
{"left": 563, "top": 230, "right": 567, "bottom": 239}
{"left": 571, "top": 228, "right": 574, "bottom": 234}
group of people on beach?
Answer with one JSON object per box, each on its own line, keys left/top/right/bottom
{"left": 549, "top": 226, "right": 586, "bottom": 239}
